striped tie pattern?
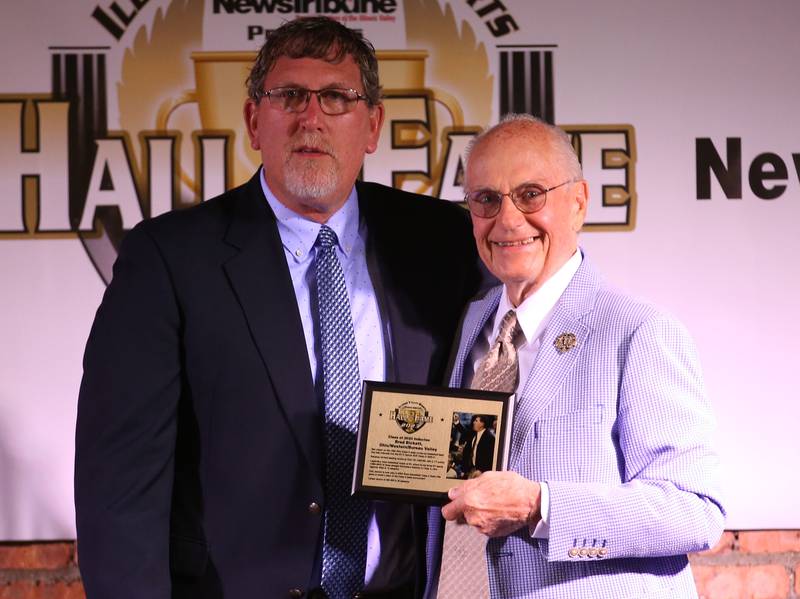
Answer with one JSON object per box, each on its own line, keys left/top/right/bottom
{"left": 438, "top": 309, "right": 522, "bottom": 599}
{"left": 316, "top": 225, "right": 369, "bottom": 599}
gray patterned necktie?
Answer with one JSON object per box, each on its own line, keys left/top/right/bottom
{"left": 316, "top": 225, "right": 369, "bottom": 599}
{"left": 437, "top": 309, "right": 522, "bottom": 599}
{"left": 471, "top": 310, "right": 523, "bottom": 394}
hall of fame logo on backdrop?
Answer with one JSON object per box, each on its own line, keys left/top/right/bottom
{"left": 0, "top": 0, "right": 636, "bottom": 284}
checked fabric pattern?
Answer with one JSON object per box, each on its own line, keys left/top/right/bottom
{"left": 316, "top": 225, "right": 369, "bottom": 599}
{"left": 438, "top": 309, "right": 522, "bottom": 599}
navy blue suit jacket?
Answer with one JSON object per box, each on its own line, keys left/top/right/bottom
{"left": 75, "top": 173, "right": 486, "bottom": 599}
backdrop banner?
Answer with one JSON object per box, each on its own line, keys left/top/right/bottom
{"left": 1, "top": 0, "right": 798, "bottom": 539}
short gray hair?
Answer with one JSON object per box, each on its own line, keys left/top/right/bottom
{"left": 464, "top": 113, "right": 582, "bottom": 180}
{"left": 246, "top": 16, "right": 381, "bottom": 105}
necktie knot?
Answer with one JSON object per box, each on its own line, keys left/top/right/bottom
{"left": 470, "top": 309, "right": 522, "bottom": 394}
{"left": 497, "top": 309, "right": 521, "bottom": 345}
{"left": 317, "top": 224, "right": 338, "bottom": 249}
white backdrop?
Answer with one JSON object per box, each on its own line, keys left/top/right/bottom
{"left": 0, "top": 0, "right": 798, "bottom": 539}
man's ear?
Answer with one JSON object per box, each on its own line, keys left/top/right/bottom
{"left": 571, "top": 179, "right": 589, "bottom": 231}
{"left": 364, "top": 103, "right": 385, "bottom": 155}
{"left": 243, "top": 99, "right": 260, "bottom": 150}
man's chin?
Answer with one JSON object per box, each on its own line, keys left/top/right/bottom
{"left": 291, "top": 182, "right": 342, "bottom": 207}
{"left": 285, "top": 183, "right": 346, "bottom": 219}
{"left": 284, "top": 164, "right": 339, "bottom": 199}
{"left": 285, "top": 174, "right": 339, "bottom": 199}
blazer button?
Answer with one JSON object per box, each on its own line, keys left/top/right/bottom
{"left": 588, "top": 548, "right": 599, "bottom": 557}
{"left": 308, "top": 502, "right": 321, "bottom": 515}
{"left": 598, "top": 548, "right": 609, "bottom": 557}
{"left": 568, "top": 548, "right": 579, "bottom": 558}
{"left": 579, "top": 548, "right": 589, "bottom": 557}
{"left": 288, "top": 589, "right": 304, "bottom": 598}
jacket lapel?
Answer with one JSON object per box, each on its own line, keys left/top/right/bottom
{"left": 448, "top": 288, "right": 502, "bottom": 387}
{"left": 357, "top": 183, "right": 427, "bottom": 385}
{"left": 358, "top": 186, "right": 400, "bottom": 383}
{"left": 221, "top": 174, "right": 323, "bottom": 484}
{"left": 508, "top": 258, "right": 602, "bottom": 469}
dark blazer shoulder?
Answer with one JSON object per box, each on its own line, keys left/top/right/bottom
{"left": 126, "top": 173, "right": 270, "bottom": 253}
{"left": 356, "top": 180, "right": 471, "bottom": 225}
{"left": 355, "top": 181, "right": 479, "bottom": 270}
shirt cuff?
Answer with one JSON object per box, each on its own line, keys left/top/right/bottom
{"left": 529, "top": 481, "right": 550, "bottom": 539}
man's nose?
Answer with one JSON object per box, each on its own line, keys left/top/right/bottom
{"left": 296, "top": 92, "right": 325, "bottom": 127}
{"left": 495, "top": 194, "right": 525, "bottom": 228}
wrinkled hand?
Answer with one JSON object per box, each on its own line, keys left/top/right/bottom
{"left": 441, "top": 471, "right": 541, "bottom": 537}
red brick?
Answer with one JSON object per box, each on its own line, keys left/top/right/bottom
{"left": 795, "top": 563, "right": 800, "bottom": 596}
{"left": 0, "top": 543, "right": 74, "bottom": 570}
{"left": 0, "top": 581, "right": 84, "bottom": 599}
{"left": 693, "top": 564, "right": 789, "bottom": 599}
{"left": 738, "top": 531, "right": 800, "bottom": 553}
{"left": 702, "top": 531, "right": 736, "bottom": 556}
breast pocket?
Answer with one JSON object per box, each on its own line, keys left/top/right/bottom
{"left": 534, "top": 405, "right": 604, "bottom": 438}
{"left": 522, "top": 406, "right": 611, "bottom": 482}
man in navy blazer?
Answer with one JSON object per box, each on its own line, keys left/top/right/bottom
{"left": 75, "top": 18, "right": 484, "bottom": 599}
{"left": 462, "top": 415, "right": 495, "bottom": 477}
{"left": 425, "top": 115, "right": 725, "bottom": 598}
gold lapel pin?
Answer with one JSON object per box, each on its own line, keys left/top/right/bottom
{"left": 554, "top": 333, "right": 577, "bottom": 354}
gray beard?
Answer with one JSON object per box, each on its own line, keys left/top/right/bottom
{"left": 283, "top": 155, "right": 339, "bottom": 200}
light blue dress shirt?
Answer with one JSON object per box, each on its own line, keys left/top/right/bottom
{"left": 259, "top": 173, "right": 385, "bottom": 390}
{"left": 259, "top": 172, "right": 411, "bottom": 590}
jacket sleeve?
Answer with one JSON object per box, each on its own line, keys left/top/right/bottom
{"left": 75, "top": 223, "right": 181, "bottom": 599}
{"left": 543, "top": 312, "right": 726, "bottom": 561}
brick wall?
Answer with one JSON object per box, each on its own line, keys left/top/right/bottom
{"left": 1, "top": 532, "right": 798, "bottom": 598}
{"left": 0, "top": 542, "right": 82, "bottom": 598}
{"left": 690, "top": 532, "right": 800, "bottom": 599}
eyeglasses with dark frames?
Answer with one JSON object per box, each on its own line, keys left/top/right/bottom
{"left": 464, "top": 179, "right": 576, "bottom": 218}
{"left": 257, "top": 87, "right": 370, "bottom": 115}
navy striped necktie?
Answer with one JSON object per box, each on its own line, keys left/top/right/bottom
{"left": 316, "top": 224, "right": 369, "bottom": 598}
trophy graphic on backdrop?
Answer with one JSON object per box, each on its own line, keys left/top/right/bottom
{"left": 156, "top": 50, "right": 466, "bottom": 196}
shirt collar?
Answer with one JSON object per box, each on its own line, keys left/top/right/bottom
{"left": 492, "top": 249, "right": 583, "bottom": 346}
{"left": 260, "top": 168, "right": 360, "bottom": 263}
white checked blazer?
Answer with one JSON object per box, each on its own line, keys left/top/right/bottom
{"left": 425, "top": 256, "right": 725, "bottom": 599}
